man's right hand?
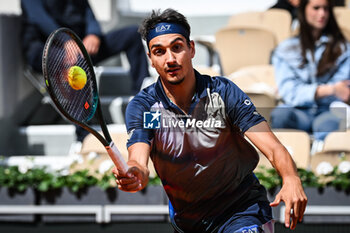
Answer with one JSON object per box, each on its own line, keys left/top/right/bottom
{"left": 112, "top": 160, "right": 149, "bottom": 192}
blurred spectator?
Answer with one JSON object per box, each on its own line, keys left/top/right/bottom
{"left": 21, "top": 0, "right": 150, "bottom": 142}
{"left": 270, "top": 0, "right": 300, "bottom": 20}
{"left": 270, "top": 0, "right": 350, "bottom": 142}
{"left": 270, "top": 0, "right": 344, "bottom": 20}
{"left": 21, "top": 0, "right": 150, "bottom": 94}
{"left": 334, "top": 0, "right": 345, "bottom": 6}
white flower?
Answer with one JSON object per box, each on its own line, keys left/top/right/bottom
{"left": 87, "top": 152, "right": 99, "bottom": 161}
{"left": 98, "top": 160, "right": 114, "bottom": 174}
{"left": 7, "top": 156, "right": 35, "bottom": 174}
{"left": 18, "top": 165, "right": 29, "bottom": 174}
{"left": 51, "top": 162, "right": 67, "bottom": 173}
{"left": 70, "top": 154, "right": 84, "bottom": 164}
{"left": 338, "top": 161, "right": 350, "bottom": 174}
{"left": 316, "top": 161, "right": 334, "bottom": 175}
{"left": 18, "top": 159, "right": 34, "bottom": 174}
{"left": 58, "top": 168, "right": 70, "bottom": 176}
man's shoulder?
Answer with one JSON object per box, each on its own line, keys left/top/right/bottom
{"left": 205, "top": 74, "right": 242, "bottom": 95}
{"left": 195, "top": 72, "right": 246, "bottom": 106}
{"left": 128, "top": 84, "right": 159, "bottom": 110}
{"left": 197, "top": 71, "right": 236, "bottom": 90}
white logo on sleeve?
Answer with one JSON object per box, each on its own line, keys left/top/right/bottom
{"left": 244, "top": 99, "right": 251, "bottom": 105}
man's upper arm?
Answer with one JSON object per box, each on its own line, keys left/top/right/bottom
{"left": 125, "top": 96, "right": 154, "bottom": 148}
{"left": 221, "top": 77, "right": 266, "bottom": 133}
{"left": 125, "top": 97, "right": 153, "bottom": 167}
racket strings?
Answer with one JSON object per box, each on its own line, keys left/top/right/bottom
{"left": 45, "top": 31, "right": 98, "bottom": 122}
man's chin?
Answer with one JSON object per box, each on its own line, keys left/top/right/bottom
{"left": 167, "top": 77, "right": 185, "bottom": 85}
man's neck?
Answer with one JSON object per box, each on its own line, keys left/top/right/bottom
{"left": 161, "top": 70, "right": 196, "bottom": 114}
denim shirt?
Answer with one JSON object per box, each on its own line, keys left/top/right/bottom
{"left": 271, "top": 35, "right": 350, "bottom": 108}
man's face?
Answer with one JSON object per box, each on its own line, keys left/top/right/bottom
{"left": 148, "top": 33, "right": 195, "bottom": 86}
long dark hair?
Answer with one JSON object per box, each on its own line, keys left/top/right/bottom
{"left": 298, "top": 0, "right": 346, "bottom": 77}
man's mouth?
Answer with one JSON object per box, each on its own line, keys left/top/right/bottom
{"left": 167, "top": 66, "right": 181, "bottom": 74}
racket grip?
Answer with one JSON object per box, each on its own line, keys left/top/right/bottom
{"left": 106, "top": 142, "right": 129, "bottom": 174}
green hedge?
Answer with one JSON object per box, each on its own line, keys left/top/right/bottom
{"left": 255, "top": 165, "right": 350, "bottom": 192}
{"left": 0, "top": 165, "right": 161, "bottom": 193}
{"left": 1, "top": 164, "right": 349, "bottom": 193}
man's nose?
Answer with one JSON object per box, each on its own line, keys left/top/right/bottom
{"left": 165, "top": 49, "right": 176, "bottom": 63}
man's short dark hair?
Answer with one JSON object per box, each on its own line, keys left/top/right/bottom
{"left": 138, "top": 8, "right": 191, "bottom": 48}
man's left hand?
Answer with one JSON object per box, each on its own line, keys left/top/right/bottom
{"left": 270, "top": 175, "right": 307, "bottom": 230}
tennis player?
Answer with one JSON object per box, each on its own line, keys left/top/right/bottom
{"left": 113, "top": 8, "right": 307, "bottom": 233}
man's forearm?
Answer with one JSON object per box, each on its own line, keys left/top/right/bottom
{"left": 270, "top": 146, "right": 299, "bottom": 180}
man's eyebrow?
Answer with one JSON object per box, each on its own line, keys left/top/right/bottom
{"left": 150, "top": 37, "right": 185, "bottom": 50}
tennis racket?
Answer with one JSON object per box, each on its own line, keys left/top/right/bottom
{"left": 42, "top": 27, "right": 128, "bottom": 174}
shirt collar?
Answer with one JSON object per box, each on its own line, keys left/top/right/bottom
{"left": 315, "top": 34, "right": 330, "bottom": 47}
{"left": 154, "top": 69, "right": 208, "bottom": 109}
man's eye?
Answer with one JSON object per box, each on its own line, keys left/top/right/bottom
{"left": 154, "top": 49, "right": 164, "bottom": 55}
{"left": 172, "top": 44, "right": 182, "bottom": 52}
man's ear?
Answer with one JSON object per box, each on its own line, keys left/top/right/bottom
{"left": 190, "top": 40, "right": 195, "bottom": 58}
{"left": 147, "top": 52, "right": 154, "bottom": 68}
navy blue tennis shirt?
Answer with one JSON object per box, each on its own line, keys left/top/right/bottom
{"left": 125, "top": 70, "right": 271, "bottom": 232}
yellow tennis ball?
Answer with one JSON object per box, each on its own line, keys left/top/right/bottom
{"left": 68, "top": 66, "right": 87, "bottom": 90}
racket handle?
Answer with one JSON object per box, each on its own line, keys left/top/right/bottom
{"left": 106, "top": 142, "right": 129, "bottom": 174}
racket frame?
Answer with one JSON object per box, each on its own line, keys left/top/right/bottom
{"left": 42, "top": 28, "right": 128, "bottom": 173}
